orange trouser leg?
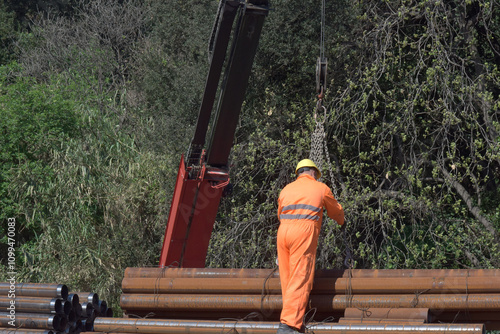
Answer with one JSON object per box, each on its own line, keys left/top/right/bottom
{"left": 277, "top": 221, "right": 319, "bottom": 330}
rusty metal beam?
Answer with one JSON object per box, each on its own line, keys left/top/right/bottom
{"left": 123, "top": 267, "right": 500, "bottom": 279}
{"left": 312, "top": 294, "right": 500, "bottom": 312}
{"left": 124, "top": 267, "right": 281, "bottom": 279}
{"left": 120, "top": 293, "right": 280, "bottom": 312}
{"left": 120, "top": 309, "right": 284, "bottom": 320}
{"left": 121, "top": 276, "right": 500, "bottom": 295}
{"left": 120, "top": 293, "right": 500, "bottom": 313}
{"left": 93, "top": 318, "right": 485, "bottom": 334}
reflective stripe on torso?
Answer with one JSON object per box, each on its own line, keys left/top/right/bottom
{"left": 279, "top": 203, "right": 322, "bottom": 222}
{"left": 278, "top": 174, "right": 344, "bottom": 227}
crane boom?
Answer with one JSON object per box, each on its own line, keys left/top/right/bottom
{"left": 159, "top": 0, "right": 270, "bottom": 268}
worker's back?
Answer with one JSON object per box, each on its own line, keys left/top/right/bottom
{"left": 278, "top": 174, "right": 344, "bottom": 229}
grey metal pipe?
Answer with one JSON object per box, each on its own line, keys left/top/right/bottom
{"left": 0, "top": 312, "right": 64, "bottom": 331}
{"left": 0, "top": 284, "right": 68, "bottom": 300}
{"left": 73, "top": 303, "right": 82, "bottom": 318}
{"left": 74, "top": 293, "right": 98, "bottom": 307}
{"left": 105, "top": 307, "right": 113, "bottom": 318}
{"left": 93, "top": 318, "right": 485, "bottom": 334}
{"left": 0, "top": 329, "right": 54, "bottom": 334}
{"left": 81, "top": 303, "right": 94, "bottom": 318}
{"left": 67, "top": 294, "right": 79, "bottom": 309}
{"left": 343, "top": 308, "right": 429, "bottom": 321}
{"left": 97, "top": 300, "right": 107, "bottom": 315}
{"left": 67, "top": 310, "right": 76, "bottom": 324}
{"left": 87, "top": 309, "right": 96, "bottom": 322}
{"left": 0, "top": 297, "right": 62, "bottom": 315}
{"left": 62, "top": 300, "right": 71, "bottom": 316}
{"left": 338, "top": 318, "right": 425, "bottom": 324}
{"left": 82, "top": 318, "right": 94, "bottom": 332}
{"left": 75, "top": 319, "right": 83, "bottom": 331}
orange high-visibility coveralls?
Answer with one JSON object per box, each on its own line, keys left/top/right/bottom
{"left": 277, "top": 173, "right": 344, "bottom": 330}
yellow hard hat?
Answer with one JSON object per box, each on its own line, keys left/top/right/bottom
{"left": 295, "top": 159, "right": 321, "bottom": 178}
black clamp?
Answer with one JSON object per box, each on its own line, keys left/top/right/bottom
{"left": 316, "top": 56, "right": 328, "bottom": 99}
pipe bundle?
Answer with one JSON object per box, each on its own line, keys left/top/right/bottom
{"left": 118, "top": 267, "right": 500, "bottom": 332}
{"left": 0, "top": 282, "right": 112, "bottom": 334}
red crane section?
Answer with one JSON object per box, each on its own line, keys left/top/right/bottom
{"left": 159, "top": 0, "right": 270, "bottom": 268}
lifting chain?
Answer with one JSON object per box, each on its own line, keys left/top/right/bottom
{"left": 309, "top": 100, "right": 339, "bottom": 199}
{"left": 307, "top": 0, "right": 353, "bottom": 275}
{"left": 309, "top": 0, "right": 338, "bottom": 198}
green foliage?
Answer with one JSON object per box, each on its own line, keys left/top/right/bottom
{"left": 129, "top": 0, "right": 217, "bottom": 154}
{"left": 0, "top": 2, "right": 16, "bottom": 65}
{"left": 209, "top": 102, "right": 312, "bottom": 267}
{"left": 1, "top": 0, "right": 500, "bottom": 316}
{"left": 323, "top": 0, "right": 500, "bottom": 268}
{"left": 211, "top": 0, "right": 500, "bottom": 270}
{"left": 0, "top": 62, "right": 174, "bottom": 313}
{"left": 0, "top": 63, "right": 79, "bottom": 244}
{"left": 208, "top": 0, "right": 357, "bottom": 268}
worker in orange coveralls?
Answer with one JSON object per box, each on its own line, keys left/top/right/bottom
{"left": 276, "top": 159, "right": 345, "bottom": 334}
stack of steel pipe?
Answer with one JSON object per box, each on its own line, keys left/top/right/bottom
{"left": 0, "top": 282, "right": 112, "bottom": 334}
{"left": 118, "top": 267, "right": 500, "bottom": 332}
{"left": 73, "top": 291, "right": 113, "bottom": 331}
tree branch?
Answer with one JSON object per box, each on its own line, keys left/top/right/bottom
{"left": 441, "top": 166, "right": 498, "bottom": 240}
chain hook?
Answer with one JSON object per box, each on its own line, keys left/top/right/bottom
{"left": 314, "top": 100, "right": 327, "bottom": 125}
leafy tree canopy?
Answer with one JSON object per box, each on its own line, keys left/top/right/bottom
{"left": 1, "top": 0, "right": 500, "bottom": 315}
